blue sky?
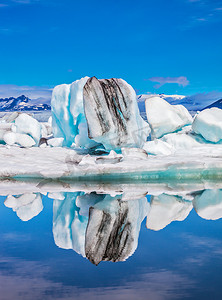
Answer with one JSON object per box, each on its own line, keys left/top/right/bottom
{"left": 0, "top": 0, "right": 222, "bottom": 97}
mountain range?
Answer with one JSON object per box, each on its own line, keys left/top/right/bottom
{"left": 0, "top": 94, "right": 221, "bottom": 113}
{"left": 0, "top": 95, "right": 51, "bottom": 112}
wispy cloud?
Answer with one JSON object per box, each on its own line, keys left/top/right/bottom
{"left": 182, "top": 0, "right": 222, "bottom": 28}
{"left": 147, "top": 76, "right": 189, "bottom": 89}
{"left": 0, "top": 84, "right": 52, "bottom": 103}
{"left": 0, "top": 254, "right": 194, "bottom": 300}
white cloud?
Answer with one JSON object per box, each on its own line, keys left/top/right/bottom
{"left": 148, "top": 76, "right": 189, "bottom": 89}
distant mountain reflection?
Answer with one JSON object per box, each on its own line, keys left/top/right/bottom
{"left": 3, "top": 187, "right": 222, "bottom": 264}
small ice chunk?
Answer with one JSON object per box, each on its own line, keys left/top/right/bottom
{"left": 145, "top": 96, "right": 192, "bottom": 139}
{"left": 12, "top": 113, "right": 41, "bottom": 144}
{"left": 193, "top": 189, "right": 222, "bottom": 220}
{"left": 3, "top": 132, "right": 36, "bottom": 148}
{"left": 192, "top": 108, "right": 222, "bottom": 143}
{"left": 143, "top": 139, "right": 173, "bottom": 156}
{"left": 48, "top": 137, "right": 64, "bottom": 147}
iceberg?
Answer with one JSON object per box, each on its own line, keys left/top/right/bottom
{"left": 145, "top": 96, "right": 192, "bottom": 139}
{"left": 51, "top": 76, "right": 150, "bottom": 150}
{"left": 192, "top": 108, "right": 222, "bottom": 143}
{"left": 83, "top": 77, "right": 150, "bottom": 150}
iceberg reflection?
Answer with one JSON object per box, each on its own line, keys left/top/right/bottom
{"left": 3, "top": 185, "right": 222, "bottom": 264}
{"left": 4, "top": 193, "right": 43, "bottom": 221}
{"left": 52, "top": 192, "right": 148, "bottom": 264}
{"left": 146, "top": 194, "right": 192, "bottom": 231}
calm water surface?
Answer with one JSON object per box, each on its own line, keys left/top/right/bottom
{"left": 0, "top": 186, "right": 222, "bottom": 300}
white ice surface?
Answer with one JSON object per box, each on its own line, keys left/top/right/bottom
{"left": 192, "top": 108, "right": 222, "bottom": 143}
{"left": 145, "top": 96, "right": 192, "bottom": 139}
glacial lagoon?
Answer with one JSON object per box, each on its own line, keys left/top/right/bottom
{"left": 0, "top": 180, "right": 222, "bottom": 300}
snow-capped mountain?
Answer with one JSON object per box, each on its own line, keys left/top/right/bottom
{"left": 0, "top": 95, "right": 51, "bottom": 111}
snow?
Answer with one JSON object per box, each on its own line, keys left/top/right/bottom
{"left": 193, "top": 189, "right": 222, "bottom": 220}
{"left": 146, "top": 194, "right": 192, "bottom": 230}
{"left": 192, "top": 108, "right": 222, "bottom": 143}
{"left": 145, "top": 96, "right": 192, "bottom": 139}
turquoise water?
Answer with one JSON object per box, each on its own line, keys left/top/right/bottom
{"left": 0, "top": 187, "right": 222, "bottom": 300}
